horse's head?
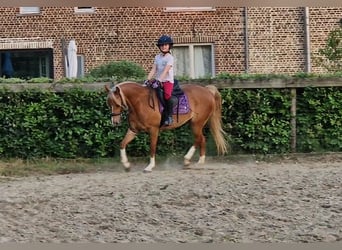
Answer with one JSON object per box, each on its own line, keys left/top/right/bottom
{"left": 105, "top": 84, "right": 128, "bottom": 126}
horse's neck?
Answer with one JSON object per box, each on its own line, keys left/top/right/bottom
{"left": 120, "top": 84, "right": 147, "bottom": 107}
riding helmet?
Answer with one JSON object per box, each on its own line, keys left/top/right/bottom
{"left": 156, "top": 35, "right": 174, "bottom": 49}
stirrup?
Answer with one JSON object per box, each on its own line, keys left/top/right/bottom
{"left": 164, "top": 116, "right": 173, "bottom": 126}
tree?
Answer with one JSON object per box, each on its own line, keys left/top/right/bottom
{"left": 314, "top": 23, "right": 342, "bottom": 72}
{"left": 88, "top": 60, "right": 146, "bottom": 81}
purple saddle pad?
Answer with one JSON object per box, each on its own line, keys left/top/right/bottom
{"left": 160, "top": 94, "right": 190, "bottom": 115}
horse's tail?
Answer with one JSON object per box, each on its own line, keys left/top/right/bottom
{"left": 206, "top": 85, "right": 229, "bottom": 155}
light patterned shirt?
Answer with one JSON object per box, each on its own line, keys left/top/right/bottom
{"left": 154, "top": 53, "right": 174, "bottom": 83}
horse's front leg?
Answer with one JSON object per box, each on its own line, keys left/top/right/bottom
{"left": 120, "top": 129, "right": 137, "bottom": 171}
{"left": 184, "top": 145, "right": 196, "bottom": 166}
{"left": 143, "top": 128, "right": 159, "bottom": 173}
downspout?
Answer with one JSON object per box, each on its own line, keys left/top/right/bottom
{"left": 61, "top": 38, "right": 68, "bottom": 77}
{"left": 244, "top": 7, "right": 249, "bottom": 73}
{"left": 304, "top": 7, "right": 311, "bottom": 73}
{"left": 291, "top": 7, "right": 311, "bottom": 153}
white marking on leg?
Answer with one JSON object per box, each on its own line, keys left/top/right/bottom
{"left": 198, "top": 155, "right": 206, "bottom": 164}
{"left": 184, "top": 146, "right": 196, "bottom": 166}
{"left": 144, "top": 157, "right": 155, "bottom": 172}
{"left": 120, "top": 148, "right": 130, "bottom": 169}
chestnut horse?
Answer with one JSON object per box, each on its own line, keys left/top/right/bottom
{"left": 105, "top": 81, "right": 228, "bottom": 172}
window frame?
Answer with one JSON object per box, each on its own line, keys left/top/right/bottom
{"left": 19, "top": 7, "right": 41, "bottom": 15}
{"left": 173, "top": 43, "right": 215, "bottom": 79}
{"left": 164, "top": 7, "right": 215, "bottom": 12}
{"left": 74, "top": 7, "right": 96, "bottom": 14}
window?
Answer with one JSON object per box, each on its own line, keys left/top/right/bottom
{"left": 0, "top": 49, "right": 53, "bottom": 79}
{"left": 165, "top": 7, "right": 215, "bottom": 12}
{"left": 173, "top": 44, "right": 214, "bottom": 79}
{"left": 74, "top": 7, "right": 95, "bottom": 13}
{"left": 19, "top": 7, "right": 40, "bottom": 14}
{"left": 77, "top": 55, "right": 85, "bottom": 77}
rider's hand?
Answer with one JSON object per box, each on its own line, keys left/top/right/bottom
{"left": 151, "top": 80, "right": 160, "bottom": 89}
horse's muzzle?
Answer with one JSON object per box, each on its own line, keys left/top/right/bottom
{"left": 111, "top": 113, "right": 121, "bottom": 126}
{"left": 111, "top": 118, "right": 121, "bottom": 126}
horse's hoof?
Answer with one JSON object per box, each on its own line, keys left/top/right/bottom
{"left": 122, "top": 161, "right": 130, "bottom": 168}
{"left": 124, "top": 167, "right": 131, "bottom": 172}
{"left": 143, "top": 169, "right": 152, "bottom": 173}
{"left": 184, "top": 158, "right": 191, "bottom": 166}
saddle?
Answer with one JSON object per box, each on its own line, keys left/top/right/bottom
{"left": 147, "top": 79, "right": 190, "bottom": 125}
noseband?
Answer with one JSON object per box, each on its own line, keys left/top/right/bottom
{"left": 111, "top": 112, "right": 122, "bottom": 117}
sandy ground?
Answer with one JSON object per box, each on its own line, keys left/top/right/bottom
{"left": 0, "top": 154, "right": 341, "bottom": 243}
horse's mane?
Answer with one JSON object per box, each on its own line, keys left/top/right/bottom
{"left": 116, "top": 81, "right": 137, "bottom": 86}
{"left": 110, "top": 83, "right": 132, "bottom": 109}
{"left": 111, "top": 81, "right": 148, "bottom": 109}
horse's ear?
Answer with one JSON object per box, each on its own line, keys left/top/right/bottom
{"left": 104, "top": 84, "right": 110, "bottom": 93}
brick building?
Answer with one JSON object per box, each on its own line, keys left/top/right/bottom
{"left": 0, "top": 7, "right": 341, "bottom": 80}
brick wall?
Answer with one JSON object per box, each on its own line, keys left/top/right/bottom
{"left": 247, "top": 7, "right": 342, "bottom": 74}
{"left": 0, "top": 7, "right": 341, "bottom": 79}
{"left": 247, "top": 7, "right": 305, "bottom": 73}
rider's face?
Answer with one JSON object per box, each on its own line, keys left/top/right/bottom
{"left": 159, "top": 44, "right": 170, "bottom": 52}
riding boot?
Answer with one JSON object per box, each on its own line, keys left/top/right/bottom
{"left": 164, "top": 99, "right": 173, "bottom": 126}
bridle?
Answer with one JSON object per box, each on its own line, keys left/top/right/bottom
{"left": 111, "top": 111, "right": 122, "bottom": 117}
{"left": 108, "top": 87, "right": 128, "bottom": 118}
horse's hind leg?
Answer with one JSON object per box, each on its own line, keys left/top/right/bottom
{"left": 184, "top": 123, "right": 206, "bottom": 166}
{"left": 120, "top": 129, "right": 136, "bottom": 171}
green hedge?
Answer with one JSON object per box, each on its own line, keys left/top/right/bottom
{"left": 0, "top": 88, "right": 195, "bottom": 159}
{"left": 1, "top": 86, "right": 342, "bottom": 159}
{"left": 221, "top": 88, "right": 292, "bottom": 154}
{"left": 296, "top": 87, "right": 342, "bottom": 152}
{"left": 0, "top": 89, "right": 113, "bottom": 158}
